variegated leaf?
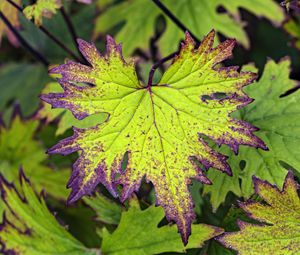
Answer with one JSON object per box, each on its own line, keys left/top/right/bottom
{"left": 41, "top": 31, "right": 266, "bottom": 243}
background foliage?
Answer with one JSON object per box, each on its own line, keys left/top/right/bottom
{"left": 0, "top": 0, "right": 299, "bottom": 254}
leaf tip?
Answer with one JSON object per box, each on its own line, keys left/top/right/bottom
{"left": 183, "top": 31, "right": 196, "bottom": 48}
{"left": 18, "top": 167, "right": 30, "bottom": 185}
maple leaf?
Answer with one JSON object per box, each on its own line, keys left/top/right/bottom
{"left": 203, "top": 58, "right": 300, "bottom": 210}
{"left": 94, "top": 0, "right": 284, "bottom": 56}
{"left": 23, "top": 0, "right": 62, "bottom": 26}
{"left": 217, "top": 171, "right": 300, "bottom": 254}
{"left": 0, "top": 172, "right": 98, "bottom": 255}
{"left": 0, "top": 0, "right": 21, "bottom": 47}
{"left": 0, "top": 113, "right": 69, "bottom": 201}
{"left": 36, "top": 82, "right": 107, "bottom": 135}
{"left": 41, "top": 31, "right": 266, "bottom": 243}
{"left": 101, "top": 199, "right": 223, "bottom": 255}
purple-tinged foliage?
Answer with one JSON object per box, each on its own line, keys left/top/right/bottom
{"left": 217, "top": 171, "right": 300, "bottom": 254}
{"left": 0, "top": 171, "right": 96, "bottom": 254}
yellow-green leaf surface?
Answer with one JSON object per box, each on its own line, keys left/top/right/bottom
{"left": 37, "top": 82, "right": 107, "bottom": 135}
{"left": 284, "top": 18, "right": 300, "bottom": 50}
{"left": 23, "top": 0, "right": 61, "bottom": 26}
{"left": 101, "top": 200, "right": 223, "bottom": 255}
{"left": 0, "top": 0, "right": 20, "bottom": 46}
{"left": 203, "top": 58, "right": 300, "bottom": 210}
{"left": 217, "top": 171, "right": 300, "bottom": 255}
{"left": 41, "top": 31, "right": 266, "bottom": 243}
{"left": 94, "top": 0, "right": 284, "bottom": 56}
{"left": 0, "top": 114, "right": 69, "bottom": 200}
{"left": 0, "top": 173, "right": 97, "bottom": 255}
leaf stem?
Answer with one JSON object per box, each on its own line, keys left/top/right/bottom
{"left": 0, "top": 11, "right": 49, "bottom": 66}
{"left": 149, "top": 0, "right": 201, "bottom": 86}
{"left": 151, "top": 0, "right": 200, "bottom": 43}
{"left": 60, "top": 6, "right": 86, "bottom": 63}
{"left": 147, "top": 51, "right": 178, "bottom": 86}
{"left": 5, "top": 0, "right": 82, "bottom": 62}
{"left": 40, "top": 26, "right": 81, "bottom": 61}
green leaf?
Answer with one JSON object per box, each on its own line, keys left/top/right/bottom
{"left": 0, "top": 63, "right": 50, "bottom": 117}
{"left": 0, "top": 172, "right": 98, "bottom": 255}
{"left": 204, "top": 58, "right": 300, "bottom": 210}
{"left": 37, "top": 82, "right": 107, "bottom": 135}
{"left": 101, "top": 200, "right": 223, "bottom": 255}
{"left": 95, "top": 0, "right": 114, "bottom": 9}
{"left": 207, "top": 240, "right": 236, "bottom": 255}
{"left": 23, "top": 0, "right": 62, "bottom": 26}
{"left": 0, "top": 0, "right": 20, "bottom": 46}
{"left": 203, "top": 146, "right": 243, "bottom": 211}
{"left": 94, "top": 0, "right": 284, "bottom": 56}
{"left": 49, "top": 200, "right": 102, "bottom": 248}
{"left": 83, "top": 192, "right": 122, "bottom": 225}
{"left": 284, "top": 17, "right": 300, "bottom": 50}
{"left": 217, "top": 171, "right": 300, "bottom": 255}
{"left": 41, "top": 31, "right": 266, "bottom": 243}
{"left": 20, "top": 3, "right": 96, "bottom": 63}
{"left": 158, "top": 0, "right": 285, "bottom": 55}
{"left": 190, "top": 180, "right": 203, "bottom": 216}
{"left": 0, "top": 114, "right": 69, "bottom": 201}
{"left": 94, "top": 0, "right": 159, "bottom": 56}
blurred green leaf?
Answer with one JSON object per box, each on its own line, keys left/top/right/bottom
{"left": 190, "top": 180, "right": 203, "bottom": 216}
{"left": 284, "top": 17, "right": 300, "bottom": 50}
{"left": 50, "top": 199, "right": 102, "bottom": 248}
{"left": 20, "top": 3, "right": 96, "bottom": 63}
{"left": 0, "top": 63, "right": 50, "bottom": 116}
{"left": 95, "top": 0, "right": 114, "bottom": 9}
{"left": 0, "top": 173, "right": 98, "bottom": 255}
{"left": 0, "top": 0, "right": 21, "bottom": 47}
{"left": 0, "top": 115, "right": 70, "bottom": 202}
{"left": 158, "top": 0, "right": 285, "bottom": 55}
{"left": 84, "top": 192, "right": 122, "bottom": 225}
{"left": 23, "top": 0, "right": 62, "bottom": 26}
{"left": 207, "top": 241, "right": 236, "bottom": 255}
{"left": 94, "top": 0, "right": 285, "bottom": 56}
